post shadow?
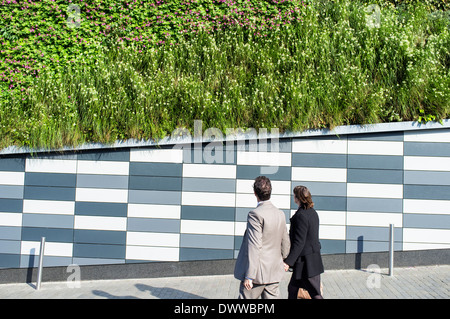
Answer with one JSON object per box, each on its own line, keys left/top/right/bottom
{"left": 135, "top": 284, "right": 207, "bottom": 299}
{"left": 26, "top": 248, "right": 36, "bottom": 285}
{"left": 355, "top": 236, "right": 363, "bottom": 269}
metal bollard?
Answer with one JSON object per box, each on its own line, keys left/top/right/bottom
{"left": 36, "top": 237, "right": 46, "bottom": 290}
{"left": 388, "top": 224, "right": 394, "bottom": 277}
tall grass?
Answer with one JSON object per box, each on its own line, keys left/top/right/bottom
{"left": 0, "top": 0, "right": 448, "bottom": 149}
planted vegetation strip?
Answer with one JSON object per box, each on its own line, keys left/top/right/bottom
{"left": 0, "top": 0, "right": 449, "bottom": 149}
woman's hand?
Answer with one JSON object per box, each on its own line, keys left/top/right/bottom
{"left": 283, "top": 262, "right": 290, "bottom": 271}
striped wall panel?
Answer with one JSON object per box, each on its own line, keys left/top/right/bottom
{"left": 0, "top": 127, "right": 449, "bottom": 269}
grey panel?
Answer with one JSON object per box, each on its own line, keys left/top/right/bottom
{"left": 73, "top": 257, "right": 125, "bottom": 266}
{"left": 236, "top": 138, "right": 292, "bottom": 153}
{"left": 182, "top": 178, "right": 236, "bottom": 193}
{"left": 73, "top": 243, "right": 126, "bottom": 259}
{"left": 76, "top": 148, "right": 130, "bottom": 162}
{"left": 0, "top": 253, "right": 20, "bottom": 268}
{"left": 0, "top": 199, "right": 22, "bottom": 213}
{"left": 179, "top": 247, "right": 233, "bottom": 261}
{"left": 75, "top": 202, "right": 127, "bottom": 217}
{"left": 347, "top": 169, "right": 403, "bottom": 184}
{"left": 183, "top": 144, "right": 237, "bottom": 165}
{"left": 404, "top": 142, "right": 450, "bottom": 157}
{"left": 26, "top": 153, "right": 77, "bottom": 160}
{"left": 319, "top": 239, "right": 346, "bottom": 255}
{"left": 127, "top": 218, "right": 180, "bottom": 233}
{"left": 346, "top": 240, "right": 402, "bottom": 253}
{"left": 24, "top": 186, "right": 75, "bottom": 201}
{"left": 0, "top": 240, "right": 21, "bottom": 254}
{"left": 404, "top": 214, "right": 450, "bottom": 229}
{"left": 346, "top": 226, "right": 403, "bottom": 242}
{"left": 77, "top": 174, "right": 129, "bottom": 189}
{"left": 292, "top": 153, "right": 347, "bottom": 168}
{"left": 25, "top": 172, "right": 76, "bottom": 187}
{"left": 180, "top": 234, "right": 234, "bottom": 249}
{"left": 0, "top": 226, "right": 21, "bottom": 241}
{"left": 293, "top": 196, "right": 346, "bottom": 211}
{"left": 21, "top": 227, "right": 74, "bottom": 243}
{"left": 237, "top": 165, "right": 291, "bottom": 180}
{"left": 348, "top": 155, "right": 403, "bottom": 170}
{"left": 129, "top": 162, "right": 182, "bottom": 177}
{"left": 348, "top": 131, "right": 404, "bottom": 141}
{"left": 347, "top": 198, "right": 403, "bottom": 213}
{"left": 404, "top": 185, "right": 450, "bottom": 200}
{"left": 20, "top": 255, "right": 73, "bottom": 268}
{"left": 0, "top": 185, "right": 24, "bottom": 199}
{"left": 22, "top": 214, "right": 74, "bottom": 229}
{"left": 290, "top": 181, "right": 346, "bottom": 196}
{"left": 74, "top": 229, "right": 126, "bottom": 245}
{"left": 181, "top": 206, "right": 235, "bottom": 221}
{"left": 404, "top": 171, "right": 450, "bottom": 186}
{"left": 0, "top": 157, "right": 25, "bottom": 172}
{"left": 128, "top": 190, "right": 181, "bottom": 205}
{"left": 129, "top": 176, "right": 182, "bottom": 191}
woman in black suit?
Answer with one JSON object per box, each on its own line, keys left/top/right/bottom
{"left": 284, "top": 185, "right": 324, "bottom": 299}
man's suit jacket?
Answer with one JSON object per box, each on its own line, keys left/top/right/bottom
{"left": 234, "top": 201, "right": 290, "bottom": 285}
{"left": 284, "top": 207, "right": 324, "bottom": 279}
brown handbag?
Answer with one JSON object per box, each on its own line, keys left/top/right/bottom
{"left": 297, "top": 282, "right": 323, "bottom": 299}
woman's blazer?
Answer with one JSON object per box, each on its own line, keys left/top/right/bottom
{"left": 284, "top": 207, "right": 324, "bottom": 279}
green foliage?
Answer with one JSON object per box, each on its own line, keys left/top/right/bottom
{"left": 0, "top": 0, "right": 449, "bottom": 149}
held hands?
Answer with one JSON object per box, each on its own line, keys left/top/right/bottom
{"left": 244, "top": 278, "right": 253, "bottom": 290}
{"left": 283, "top": 262, "right": 290, "bottom": 272}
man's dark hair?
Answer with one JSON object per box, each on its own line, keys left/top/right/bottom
{"left": 253, "top": 176, "right": 272, "bottom": 201}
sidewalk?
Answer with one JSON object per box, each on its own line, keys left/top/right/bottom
{"left": 0, "top": 265, "right": 448, "bottom": 299}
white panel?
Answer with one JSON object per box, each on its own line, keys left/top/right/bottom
{"left": 181, "top": 220, "right": 235, "bottom": 235}
{"left": 181, "top": 191, "right": 235, "bottom": 207}
{"left": 404, "top": 130, "right": 450, "bottom": 143}
{"left": 319, "top": 225, "right": 346, "bottom": 240}
{"left": 126, "top": 246, "right": 179, "bottom": 261}
{"left": 318, "top": 210, "right": 346, "bottom": 226}
{"left": 235, "top": 193, "right": 258, "bottom": 208}
{"left": 23, "top": 200, "right": 75, "bottom": 215}
{"left": 74, "top": 215, "right": 127, "bottom": 231}
{"left": 403, "top": 228, "right": 450, "bottom": 244}
{"left": 236, "top": 180, "right": 291, "bottom": 195}
{"left": 403, "top": 199, "right": 450, "bottom": 215}
{"left": 0, "top": 172, "right": 24, "bottom": 186}
{"left": 236, "top": 151, "right": 291, "bottom": 166}
{"left": 25, "top": 159, "right": 77, "bottom": 173}
{"left": 21, "top": 241, "right": 73, "bottom": 257}
{"left": 347, "top": 212, "right": 402, "bottom": 227}
{"left": 130, "top": 149, "right": 183, "bottom": 163}
{"left": 403, "top": 242, "right": 450, "bottom": 251}
{"left": 292, "top": 167, "right": 347, "bottom": 183}
{"left": 77, "top": 160, "right": 129, "bottom": 175}
{"left": 348, "top": 140, "right": 403, "bottom": 156}
{"left": 127, "top": 204, "right": 181, "bottom": 219}
{"left": 126, "top": 232, "right": 179, "bottom": 247}
{"left": 182, "top": 164, "right": 236, "bottom": 179}
{"left": 404, "top": 156, "right": 450, "bottom": 172}
{"left": 234, "top": 222, "right": 247, "bottom": 236}
{"left": 75, "top": 188, "right": 128, "bottom": 203}
{"left": 269, "top": 195, "right": 291, "bottom": 210}
{"left": 0, "top": 213, "right": 22, "bottom": 227}
{"left": 292, "top": 139, "right": 347, "bottom": 154}
{"left": 347, "top": 183, "right": 403, "bottom": 199}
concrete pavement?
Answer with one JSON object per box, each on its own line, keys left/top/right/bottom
{"left": 0, "top": 265, "right": 448, "bottom": 299}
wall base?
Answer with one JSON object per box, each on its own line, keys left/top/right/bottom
{"left": 0, "top": 249, "right": 448, "bottom": 284}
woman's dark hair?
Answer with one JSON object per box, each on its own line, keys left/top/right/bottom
{"left": 253, "top": 176, "right": 272, "bottom": 201}
{"left": 293, "top": 185, "right": 314, "bottom": 209}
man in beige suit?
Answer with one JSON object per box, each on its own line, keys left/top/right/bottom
{"left": 234, "top": 176, "right": 290, "bottom": 299}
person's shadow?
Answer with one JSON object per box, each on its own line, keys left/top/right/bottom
{"left": 135, "top": 284, "right": 207, "bottom": 299}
